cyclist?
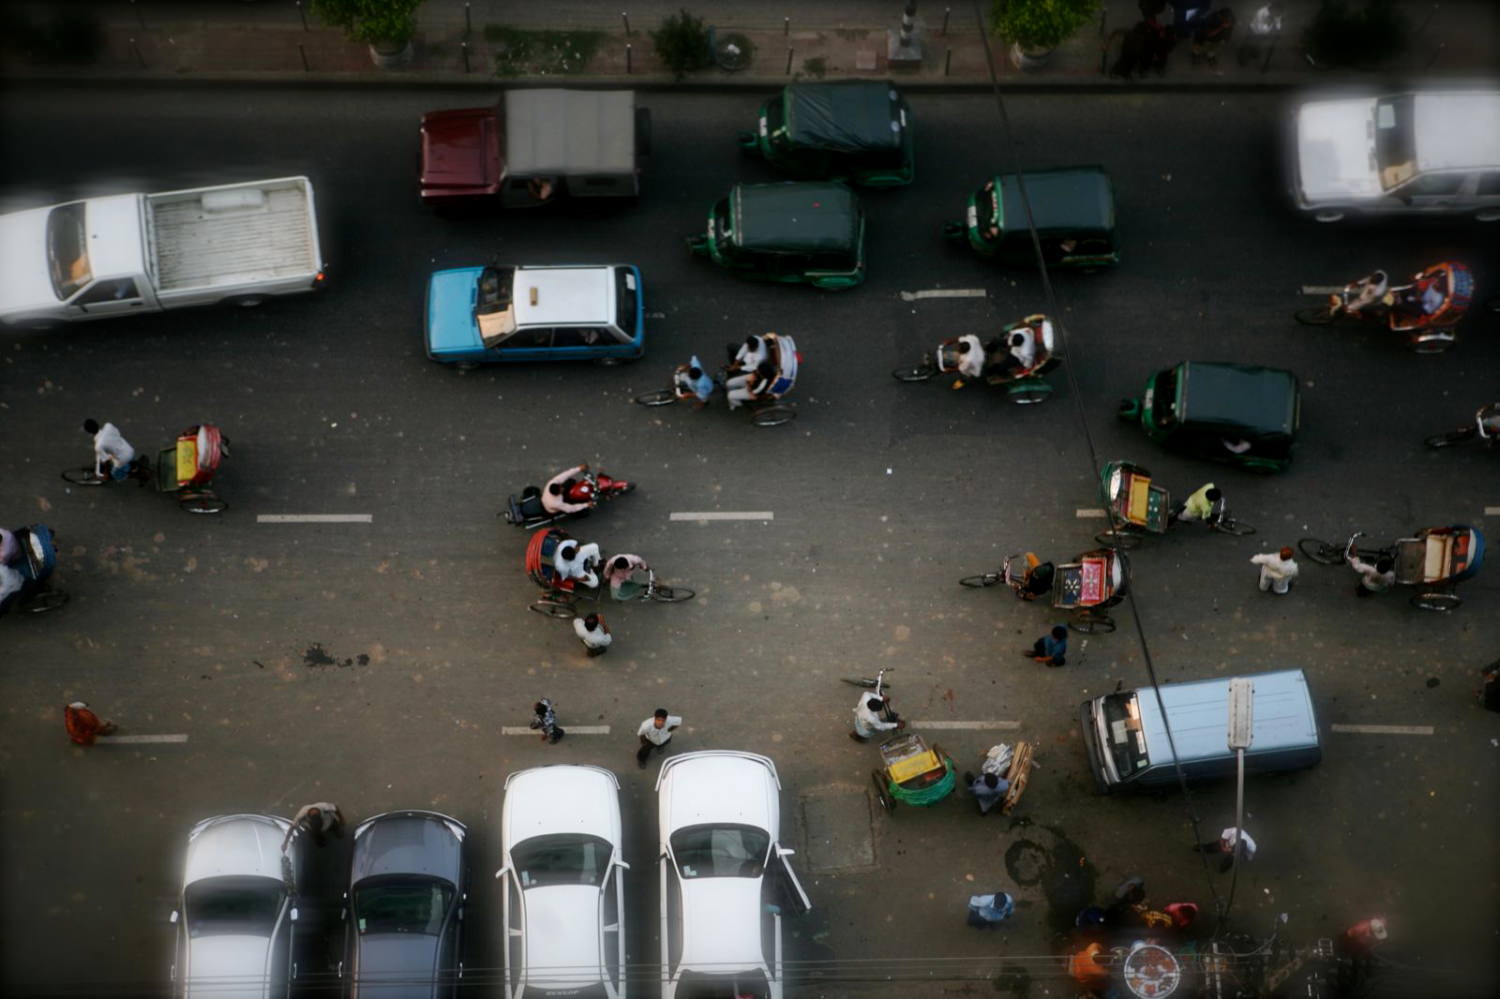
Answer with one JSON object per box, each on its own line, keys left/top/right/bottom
{"left": 82, "top": 419, "right": 137, "bottom": 482}
{"left": 672, "top": 356, "right": 715, "bottom": 408}
{"left": 941, "top": 333, "right": 986, "bottom": 387}
{"left": 1170, "top": 483, "right": 1225, "bottom": 527}
{"left": 603, "top": 553, "right": 650, "bottom": 600}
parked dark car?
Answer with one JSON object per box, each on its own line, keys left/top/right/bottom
{"left": 1118, "top": 361, "right": 1300, "bottom": 472}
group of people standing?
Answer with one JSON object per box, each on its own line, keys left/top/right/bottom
{"left": 530, "top": 700, "right": 684, "bottom": 770}
{"left": 1110, "top": 1, "right": 1281, "bottom": 79}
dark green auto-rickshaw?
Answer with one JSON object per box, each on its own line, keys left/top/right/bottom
{"left": 687, "top": 181, "right": 866, "bottom": 290}
{"left": 737, "top": 81, "right": 914, "bottom": 187}
{"left": 944, "top": 166, "right": 1119, "bottom": 269}
{"left": 1118, "top": 362, "right": 1301, "bottom": 473}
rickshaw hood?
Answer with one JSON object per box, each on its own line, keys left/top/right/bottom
{"left": 783, "top": 82, "right": 905, "bottom": 154}
{"left": 731, "top": 182, "right": 860, "bottom": 256}
{"left": 997, "top": 167, "right": 1115, "bottom": 237}
{"left": 425, "top": 267, "right": 484, "bottom": 355}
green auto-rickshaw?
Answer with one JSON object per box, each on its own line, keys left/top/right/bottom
{"left": 944, "top": 166, "right": 1119, "bottom": 269}
{"left": 738, "top": 81, "right": 914, "bottom": 187}
{"left": 1118, "top": 361, "right": 1301, "bottom": 473}
{"left": 687, "top": 181, "right": 866, "bottom": 290}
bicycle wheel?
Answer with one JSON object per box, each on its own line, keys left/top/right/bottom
{"left": 892, "top": 362, "right": 937, "bottom": 382}
{"left": 1070, "top": 610, "right": 1116, "bottom": 635}
{"left": 840, "top": 676, "right": 892, "bottom": 690}
{"left": 649, "top": 584, "right": 695, "bottom": 603}
{"left": 1297, "top": 537, "right": 1345, "bottom": 565}
{"left": 1294, "top": 306, "right": 1337, "bottom": 326}
{"left": 1410, "top": 330, "right": 1455, "bottom": 355}
{"left": 1211, "top": 517, "right": 1257, "bottom": 537}
{"left": 752, "top": 404, "right": 796, "bottom": 428}
{"left": 1424, "top": 427, "right": 1477, "bottom": 450}
{"left": 61, "top": 468, "right": 108, "bottom": 486}
{"left": 1411, "top": 591, "right": 1461, "bottom": 612}
{"left": 529, "top": 598, "right": 578, "bottom": 620}
{"left": 633, "top": 389, "right": 679, "bottom": 407}
{"left": 1094, "top": 529, "right": 1143, "bottom": 550}
{"left": 871, "top": 770, "right": 894, "bottom": 813}
{"left": 959, "top": 573, "right": 1002, "bottom": 589}
{"left": 180, "top": 493, "right": 228, "bottom": 515}
{"left": 25, "top": 589, "right": 69, "bottom": 613}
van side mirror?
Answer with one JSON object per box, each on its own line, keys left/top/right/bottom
{"left": 169, "top": 910, "right": 179, "bottom": 925}
{"left": 494, "top": 865, "right": 509, "bottom": 880}
{"left": 290, "top": 907, "right": 299, "bottom": 922}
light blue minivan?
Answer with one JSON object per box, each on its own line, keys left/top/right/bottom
{"left": 425, "top": 263, "right": 644, "bottom": 366}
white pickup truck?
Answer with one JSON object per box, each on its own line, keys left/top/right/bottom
{"left": 0, "top": 176, "right": 324, "bottom": 329}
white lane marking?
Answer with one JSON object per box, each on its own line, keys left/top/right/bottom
{"left": 1300, "top": 285, "right": 1341, "bottom": 295}
{"left": 898, "top": 288, "right": 988, "bottom": 302}
{"left": 1330, "top": 724, "right": 1434, "bottom": 736}
{"left": 1075, "top": 508, "right": 1107, "bottom": 518}
{"left": 1484, "top": 507, "right": 1500, "bottom": 516}
{"left": 909, "top": 720, "right": 1022, "bottom": 730}
{"left": 96, "top": 734, "right": 189, "bottom": 744}
{"left": 646, "top": 311, "right": 667, "bottom": 319}
{"left": 669, "top": 511, "right": 774, "bottom": 521}
{"left": 500, "top": 725, "right": 611, "bottom": 736}
{"left": 257, "top": 514, "right": 373, "bottom": 524}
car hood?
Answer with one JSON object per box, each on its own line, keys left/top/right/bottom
{"left": 425, "top": 267, "right": 483, "bottom": 355}
{"left": 659, "top": 753, "right": 778, "bottom": 837}
{"left": 504, "top": 766, "right": 621, "bottom": 845}
{"left": 1296, "top": 98, "right": 1380, "bottom": 201}
{"left": 521, "top": 884, "right": 606, "bottom": 987}
{"left": 186, "top": 815, "right": 294, "bottom": 884}
{"left": 354, "top": 934, "right": 442, "bottom": 997}
{"left": 678, "top": 877, "right": 765, "bottom": 972}
{"left": 186, "top": 935, "right": 273, "bottom": 999}
{"left": 420, "top": 106, "right": 499, "bottom": 190}
{"left": 0, "top": 206, "right": 62, "bottom": 315}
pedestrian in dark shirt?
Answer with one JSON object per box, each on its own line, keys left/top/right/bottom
{"left": 1023, "top": 625, "right": 1068, "bottom": 667}
{"left": 285, "top": 802, "right": 344, "bottom": 849}
{"left": 530, "top": 698, "right": 565, "bottom": 743}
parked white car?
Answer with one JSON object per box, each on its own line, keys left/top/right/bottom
{"left": 656, "top": 751, "right": 811, "bottom": 999}
{"left": 499, "top": 765, "right": 628, "bottom": 999}
{"left": 1290, "top": 89, "right": 1500, "bottom": 222}
{"left": 169, "top": 813, "right": 301, "bottom": 999}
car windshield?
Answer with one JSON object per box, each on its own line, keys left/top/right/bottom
{"left": 1373, "top": 95, "right": 1417, "bottom": 191}
{"left": 1101, "top": 693, "right": 1148, "bottom": 780}
{"left": 183, "top": 875, "right": 285, "bottom": 939}
{"left": 476, "top": 265, "right": 517, "bottom": 341}
{"left": 670, "top": 824, "right": 769, "bottom": 879}
{"left": 511, "top": 833, "right": 612, "bottom": 889}
{"left": 46, "top": 202, "right": 91, "bottom": 300}
{"left": 614, "top": 267, "right": 637, "bottom": 336}
{"left": 354, "top": 877, "right": 454, "bottom": 936}
{"left": 676, "top": 969, "right": 770, "bottom": 998}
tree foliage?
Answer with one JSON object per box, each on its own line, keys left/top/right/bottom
{"left": 651, "top": 8, "right": 713, "bottom": 81}
{"left": 311, "top": 0, "right": 426, "bottom": 45}
{"left": 989, "top": 0, "right": 1101, "bottom": 52}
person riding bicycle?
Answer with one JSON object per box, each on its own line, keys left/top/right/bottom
{"left": 940, "top": 333, "right": 986, "bottom": 387}
{"left": 850, "top": 693, "right": 904, "bottom": 743}
{"left": 603, "top": 553, "right": 651, "bottom": 600}
{"left": 0, "top": 529, "right": 22, "bottom": 613}
{"left": 1016, "top": 552, "right": 1055, "bottom": 601}
{"left": 1170, "top": 483, "right": 1225, "bottom": 527}
{"left": 553, "top": 539, "right": 601, "bottom": 589}
{"left": 541, "top": 464, "right": 593, "bottom": 516}
{"left": 1476, "top": 403, "right": 1500, "bottom": 440}
{"left": 82, "top": 418, "right": 137, "bottom": 482}
{"left": 672, "top": 355, "right": 715, "bottom": 407}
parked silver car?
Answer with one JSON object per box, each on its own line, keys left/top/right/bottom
{"left": 1291, "top": 89, "right": 1500, "bottom": 222}
{"left": 341, "top": 810, "right": 468, "bottom": 997}
{"left": 169, "top": 813, "right": 302, "bottom": 999}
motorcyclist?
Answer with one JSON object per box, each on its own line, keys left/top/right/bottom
{"left": 542, "top": 464, "right": 593, "bottom": 516}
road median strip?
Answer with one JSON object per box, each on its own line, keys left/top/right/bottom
{"left": 500, "top": 725, "right": 611, "bottom": 736}
{"left": 1330, "top": 724, "right": 1434, "bottom": 736}
{"left": 96, "top": 734, "right": 189, "bottom": 744}
{"left": 669, "top": 511, "right": 774, "bottom": 522}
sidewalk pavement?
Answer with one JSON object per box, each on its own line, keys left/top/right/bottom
{"left": 0, "top": 1, "right": 1494, "bottom": 91}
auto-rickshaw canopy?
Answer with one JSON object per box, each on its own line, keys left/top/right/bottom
{"left": 731, "top": 182, "right": 861, "bottom": 256}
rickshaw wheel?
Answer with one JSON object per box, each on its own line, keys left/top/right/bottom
{"left": 1008, "top": 381, "right": 1053, "bottom": 405}
{"left": 1211, "top": 517, "right": 1257, "bottom": 537}
{"left": 1297, "top": 537, "right": 1345, "bottom": 566}
{"left": 181, "top": 493, "right": 228, "bottom": 515}
{"left": 1411, "top": 591, "right": 1461, "bottom": 612}
{"left": 1410, "top": 331, "right": 1455, "bottom": 354}
{"left": 871, "top": 770, "right": 894, "bottom": 813}
{"left": 61, "top": 467, "right": 108, "bottom": 486}
{"left": 1094, "top": 530, "right": 1142, "bottom": 550}
{"left": 649, "top": 585, "right": 695, "bottom": 603}
{"left": 1294, "top": 306, "right": 1337, "bottom": 326}
{"left": 959, "top": 573, "right": 1002, "bottom": 589}
{"left": 752, "top": 405, "right": 796, "bottom": 428}
{"left": 633, "top": 389, "right": 679, "bottom": 407}
{"left": 529, "top": 598, "right": 578, "bottom": 620}
{"left": 1070, "top": 612, "right": 1116, "bottom": 635}
{"left": 1424, "top": 427, "right": 1478, "bottom": 449}
{"left": 26, "top": 590, "right": 69, "bottom": 613}
{"left": 892, "top": 363, "right": 936, "bottom": 382}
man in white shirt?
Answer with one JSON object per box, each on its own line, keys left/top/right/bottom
{"left": 943, "top": 333, "right": 986, "bottom": 383}
{"left": 636, "top": 708, "right": 682, "bottom": 768}
{"left": 83, "top": 419, "right": 136, "bottom": 481}
{"left": 1007, "top": 329, "right": 1037, "bottom": 371}
{"left": 1348, "top": 553, "right": 1395, "bottom": 597}
{"left": 850, "top": 694, "right": 901, "bottom": 742}
{"left": 1196, "top": 826, "right": 1257, "bottom": 872}
{"left": 572, "top": 613, "right": 612, "bottom": 656}
{"left": 1250, "top": 546, "right": 1298, "bottom": 595}
{"left": 730, "top": 334, "right": 771, "bottom": 374}
{"left": 542, "top": 463, "right": 592, "bottom": 516}
{"left": 554, "top": 539, "right": 601, "bottom": 589}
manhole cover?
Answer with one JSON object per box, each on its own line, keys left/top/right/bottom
{"left": 800, "top": 784, "right": 876, "bottom": 873}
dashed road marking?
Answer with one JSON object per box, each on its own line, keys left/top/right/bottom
{"left": 1075, "top": 508, "right": 1107, "bottom": 518}
{"left": 257, "top": 514, "right": 373, "bottom": 524}
{"left": 898, "top": 288, "right": 988, "bottom": 302}
{"left": 1300, "top": 285, "right": 1342, "bottom": 295}
{"left": 670, "top": 511, "right": 774, "bottom": 522}
{"left": 1330, "top": 724, "right": 1434, "bottom": 736}
{"left": 909, "top": 720, "right": 1022, "bottom": 731}
{"left": 500, "top": 725, "right": 611, "bottom": 736}
{"left": 96, "top": 734, "right": 190, "bottom": 744}
{"left": 1484, "top": 507, "right": 1500, "bottom": 516}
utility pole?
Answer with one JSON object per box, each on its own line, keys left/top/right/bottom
{"left": 1226, "top": 677, "right": 1255, "bottom": 893}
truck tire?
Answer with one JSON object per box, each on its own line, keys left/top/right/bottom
{"left": 227, "top": 295, "right": 269, "bottom": 308}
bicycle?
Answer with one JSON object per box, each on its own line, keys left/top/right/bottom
{"left": 1423, "top": 404, "right": 1499, "bottom": 450}
{"left": 840, "top": 668, "right": 894, "bottom": 693}
{"left": 634, "top": 385, "right": 795, "bottom": 428}
{"left": 529, "top": 569, "right": 695, "bottom": 619}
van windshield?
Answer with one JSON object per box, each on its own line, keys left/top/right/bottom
{"left": 1101, "top": 693, "right": 1149, "bottom": 780}
{"left": 47, "top": 202, "right": 91, "bottom": 300}
{"left": 614, "top": 267, "right": 637, "bottom": 335}
{"left": 1373, "top": 95, "right": 1416, "bottom": 191}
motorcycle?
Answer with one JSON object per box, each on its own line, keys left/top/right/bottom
{"left": 502, "top": 468, "right": 635, "bottom": 529}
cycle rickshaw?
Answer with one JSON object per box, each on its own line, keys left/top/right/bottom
{"left": 63, "top": 424, "right": 230, "bottom": 514}
{"left": 1, "top": 524, "right": 67, "bottom": 617}
{"left": 870, "top": 731, "right": 956, "bottom": 813}
{"left": 892, "top": 314, "right": 1062, "bottom": 404}
{"left": 1298, "top": 526, "right": 1484, "bottom": 611}
{"left": 634, "top": 333, "right": 800, "bottom": 427}
{"left": 525, "top": 527, "right": 693, "bottom": 619}
{"left": 1098, "top": 460, "right": 1170, "bottom": 548}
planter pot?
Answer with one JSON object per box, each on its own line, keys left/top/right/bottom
{"left": 368, "top": 38, "right": 414, "bottom": 69}
{"left": 1008, "top": 42, "right": 1054, "bottom": 72}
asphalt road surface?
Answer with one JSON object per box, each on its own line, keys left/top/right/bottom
{"left": 2, "top": 85, "right": 1498, "bottom": 998}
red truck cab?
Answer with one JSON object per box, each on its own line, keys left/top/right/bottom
{"left": 420, "top": 103, "right": 504, "bottom": 203}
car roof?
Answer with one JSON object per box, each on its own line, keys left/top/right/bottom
{"left": 185, "top": 814, "right": 292, "bottom": 885}
{"left": 351, "top": 811, "right": 465, "bottom": 886}
{"left": 504, "top": 89, "right": 637, "bottom": 176}
{"left": 731, "top": 182, "right": 860, "bottom": 254}
{"left": 678, "top": 878, "right": 766, "bottom": 973}
{"left": 1136, "top": 669, "right": 1318, "bottom": 764}
{"left": 511, "top": 265, "right": 613, "bottom": 328}
{"left": 658, "top": 751, "right": 779, "bottom": 836}
{"left": 998, "top": 166, "right": 1115, "bottom": 236}
{"left": 783, "top": 81, "right": 904, "bottom": 153}
{"left": 1413, "top": 91, "right": 1500, "bottom": 170}
{"left": 519, "top": 884, "right": 607, "bottom": 988}
{"left": 503, "top": 764, "right": 622, "bottom": 847}
{"left": 1177, "top": 362, "right": 1298, "bottom": 437}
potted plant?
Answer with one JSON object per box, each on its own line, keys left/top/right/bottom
{"left": 311, "top": 0, "right": 426, "bottom": 68}
{"left": 990, "top": 0, "right": 1100, "bottom": 71}
{"left": 651, "top": 8, "right": 714, "bottom": 81}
